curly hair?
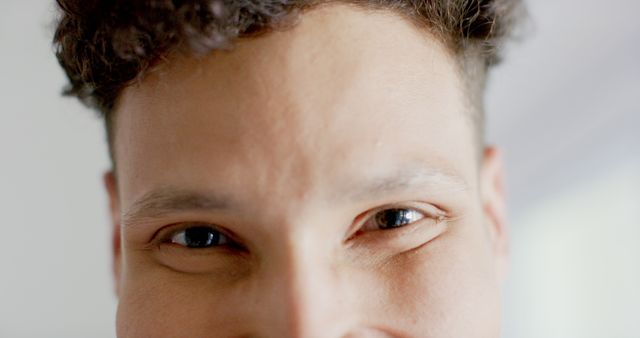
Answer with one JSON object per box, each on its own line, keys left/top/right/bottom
{"left": 53, "top": 0, "right": 523, "bottom": 150}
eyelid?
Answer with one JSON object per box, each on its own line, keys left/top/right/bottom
{"left": 149, "top": 223, "right": 252, "bottom": 276}
{"left": 346, "top": 202, "right": 448, "bottom": 240}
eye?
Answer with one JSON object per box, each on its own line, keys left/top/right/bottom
{"left": 170, "top": 225, "right": 230, "bottom": 248}
{"left": 361, "top": 208, "right": 425, "bottom": 231}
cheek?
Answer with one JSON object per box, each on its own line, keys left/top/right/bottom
{"left": 371, "top": 222, "right": 501, "bottom": 337}
{"left": 115, "top": 257, "right": 251, "bottom": 338}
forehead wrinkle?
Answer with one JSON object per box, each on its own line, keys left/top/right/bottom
{"left": 122, "top": 187, "right": 233, "bottom": 225}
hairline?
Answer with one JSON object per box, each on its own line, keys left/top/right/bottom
{"left": 105, "top": 2, "right": 487, "bottom": 172}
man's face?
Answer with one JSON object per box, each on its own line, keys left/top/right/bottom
{"left": 107, "top": 4, "right": 507, "bottom": 337}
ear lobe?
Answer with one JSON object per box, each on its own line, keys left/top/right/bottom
{"left": 480, "top": 147, "right": 509, "bottom": 282}
{"left": 104, "top": 171, "right": 122, "bottom": 296}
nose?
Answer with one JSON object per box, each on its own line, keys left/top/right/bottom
{"left": 242, "top": 228, "right": 400, "bottom": 338}
{"left": 245, "top": 227, "right": 400, "bottom": 338}
{"left": 258, "top": 233, "right": 351, "bottom": 338}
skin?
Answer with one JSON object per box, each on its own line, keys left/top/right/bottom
{"left": 105, "top": 4, "right": 508, "bottom": 338}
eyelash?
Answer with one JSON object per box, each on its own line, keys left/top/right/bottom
{"left": 156, "top": 203, "right": 448, "bottom": 249}
{"left": 347, "top": 203, "right": 447, "bottom": 239}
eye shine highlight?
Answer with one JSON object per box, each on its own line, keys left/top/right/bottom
{"left": 170, "top": 226, "right": 229, "bottom": 248}
{"left": 373, "top": 208, "right": 424, "bottom": 230}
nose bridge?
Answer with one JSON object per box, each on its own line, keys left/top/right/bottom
{"left": 263, "top": 228, "right": 350, "bottom": 338}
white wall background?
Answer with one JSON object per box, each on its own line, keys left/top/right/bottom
{"left": 485, "top": 1, "right": 640, "bottom": 337}
{"left": 0, "top": 0, "right": 638, "bottom": 337}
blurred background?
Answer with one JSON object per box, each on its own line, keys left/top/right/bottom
{"left": 0, "top": 0, "right": 638, "bottom": 337}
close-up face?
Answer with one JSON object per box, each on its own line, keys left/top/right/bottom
{"left": 107, "top": 4, "right": 508, "bottom": 337}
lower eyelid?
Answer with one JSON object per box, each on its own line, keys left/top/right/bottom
{"left": 348, "top": 215, "right": 445, "bottom": 245}
{"left": 344, "top": 218, "right": 448, "bottom": 266}
{"left": 390, "top": 216, "right": 444, "bottom": 238}
{"left": 163, "top": 242, "right": 224, "bottom": 252}
{"left": 152, "top": 244, "right": 252, "bottom": 276}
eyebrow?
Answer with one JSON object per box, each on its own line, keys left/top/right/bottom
{"left": 123, "top": 167, "right": 468, "bottom": 224}
{"left": 341, "top": 166, "right": 469, "bottom": 201}
{"left": 123, "top": 187, "right": 234, "bottom": 224}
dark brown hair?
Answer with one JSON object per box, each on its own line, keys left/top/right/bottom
{"left": 53, "top": 0, "right": 522, "bottom": 152}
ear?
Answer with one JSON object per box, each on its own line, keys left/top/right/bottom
{"left": 104, "top": 171, "right": 122, "bottom": 297}
{"left": 480, "top": 146, "right": 509, "bottom": 283}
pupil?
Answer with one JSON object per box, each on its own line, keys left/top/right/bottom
{"left": 376, "top": 209, "right": 412, "bottom": 229}
{"left": 184, "top": 227, "right": 218, "bottom": 248}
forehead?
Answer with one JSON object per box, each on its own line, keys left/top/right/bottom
{"left": 114, "top": 4, "right": 476, "bottom": 206}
